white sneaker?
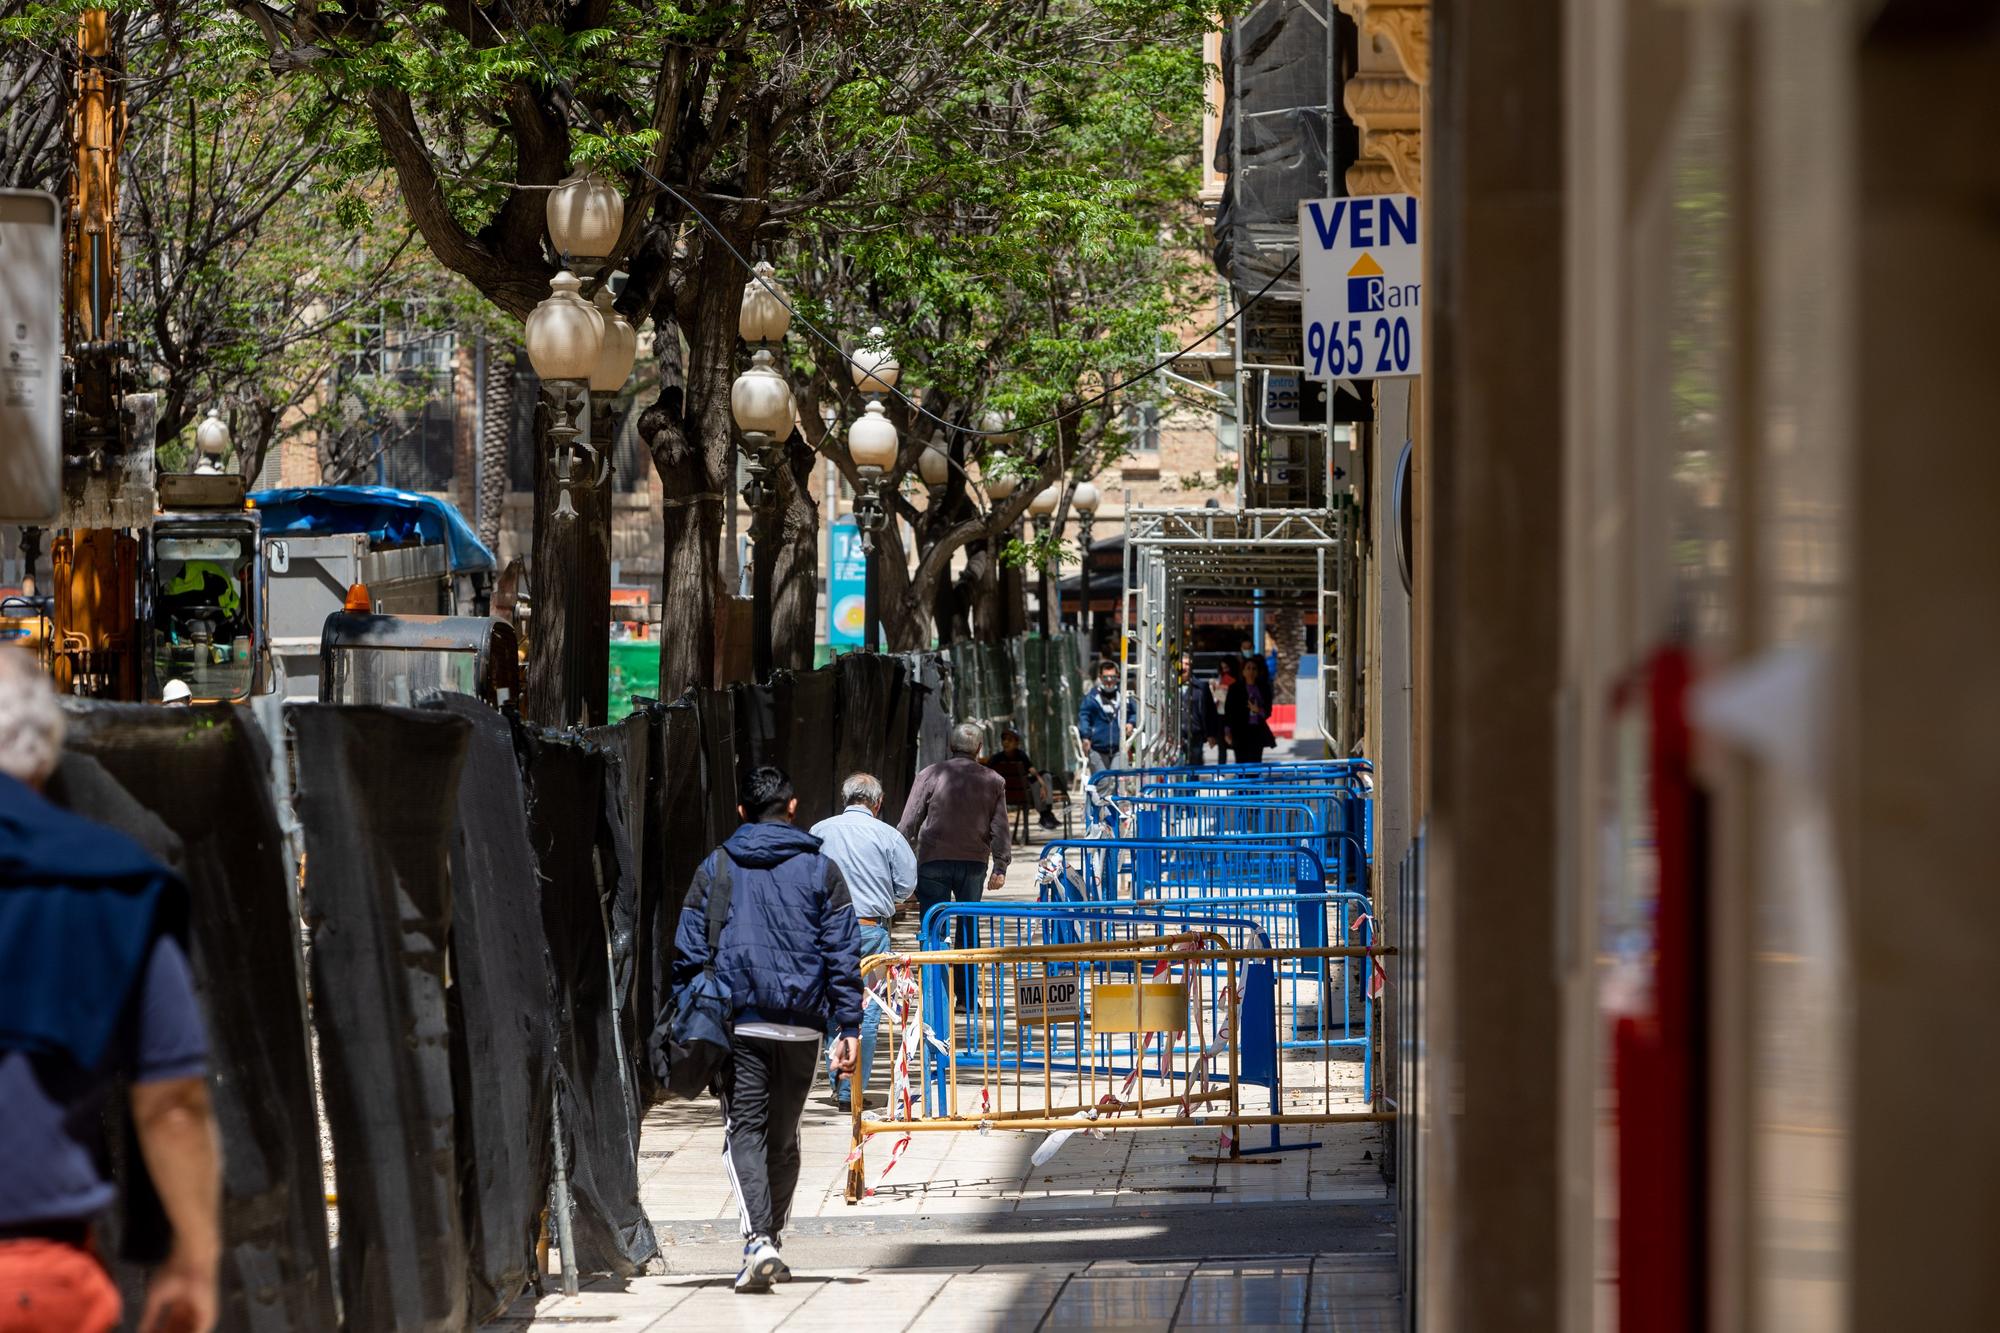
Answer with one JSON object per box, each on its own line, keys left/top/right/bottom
{"left": 735, "top": 1235, "right": 782, "bottom": 1293}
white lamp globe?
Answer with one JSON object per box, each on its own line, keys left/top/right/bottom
{"left": 1027, "top": 484, "right": 1060, "bottom": 519}
{"left": 546, "top": 173, "right": 623, "bottom": 260}
{"left": 985, "top": 472, "right": 1018, "bottom": 502}
{"left": 847, "top": 399, "right": 899, "bottom": 471}
{"left": 589, "top": 288, "right": 638, "bottom": 392}
{"left": 739, "top": 260, "right": 792, "bottom": 344}
{"left": 850, "top": 326, "right": 901, "bottom": 395}
{"left": 195, "top": 408, "right": 231, "bottom": 462}
{"left": 917, "top": 435, "right": 951, "bottom": 487}
{"left": 525, "top": 271, "right": 603, "bottom": 382}
{"left": 1072, "top": 480, "right": 1101, "bottom": 515}
{"left": 730, "top": 346, "right": 795, "bottom": 437}
{"left": 977, "top": 409, "right": 1017, "bottom": 446}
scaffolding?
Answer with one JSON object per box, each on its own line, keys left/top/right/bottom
{"left": 1120, "top": 506, "right": 1359, "bottom": 764}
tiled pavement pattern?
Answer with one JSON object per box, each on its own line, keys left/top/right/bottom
{"left": 499, "top": 1253, "right": 1399, "bottom": 1330}
{"left": 508, "top": 819, "right": 1399, "bottom": 1327}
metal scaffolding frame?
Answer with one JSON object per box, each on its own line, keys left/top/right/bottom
{"left": 1120, "top": 507, "right": 1355, "bottom": 764}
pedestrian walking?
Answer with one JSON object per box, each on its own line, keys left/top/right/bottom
{"left": 983, "top": 729, "right": 1060, "bottom": 831}
{"left": 1213, "top": 655, "right": 1240, "bottom": 764}
{"left": 1179, "top": 652, "right": 1218, "bottom": 767}
{"left": 1076, "top": 659, "right": 1135, "bottom": 774}
{"left": 897, "top": 723, "right": 1010, "bottom": 1003}
{"left": 0, "top": 646, "right": 221, "bottom": 1333}
{"left": 808, "top": 773, "right": 916, "bottom": 1112}
{"left": 669, "top": 765, "right": 862, "bottom": 1294}
{"left": 1226, "top": 655, "right": 1278, "bottom": 765}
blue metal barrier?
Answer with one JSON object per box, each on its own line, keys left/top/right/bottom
{"left": 1034, "top": 836, "right": 1329, "bottom": 901}
{"left": 916, "top": 892, "right": 1376, "bottom": 1115}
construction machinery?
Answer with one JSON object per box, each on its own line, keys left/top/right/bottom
{"left": 7, "top": 11, "right": 269, "bottom": 704}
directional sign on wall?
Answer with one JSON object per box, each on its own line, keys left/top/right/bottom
{"left": 1299, "top": 193, "right": 1423, "bottom": 380}
{"left": 0, "top": 190, "right": 62, "bottom": 522}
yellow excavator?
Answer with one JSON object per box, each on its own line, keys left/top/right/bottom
{"left": 19, "top": 11, "right": 267, "bottom": 703}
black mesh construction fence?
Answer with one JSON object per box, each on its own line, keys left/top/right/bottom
{"left": 57, "top": 703, "right": 338, "bottom": 1333}
{"left": 913, "top": 652, "right": 953, "bottom": 770}
{"left": 693, "top": 686, "right": 741, "bottom": 848}
{"left": 291, "top": 704, "right": 471, "bottom": 1333}
{"left": 36, "top": 653, "right": 939, "bottom": 1329}
{"left": 582, "top": 710, "right": 651, "bottom": 1127}
{"left": 834, "top": 653, "right": 922, "bottom": 824}
{"left": 426, "top": 696, "right": 554, "bottom": 1322}
{"left": 516, "top": 729, "right": 659, "bottom": 1278}
{"left": 642, "top": 700, "right": 707, "bottom": 1099}
{"left": 932, "top": 633, "right": 1085, "bottom": 785}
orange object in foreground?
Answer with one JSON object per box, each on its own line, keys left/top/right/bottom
{"left": 0, "top": 1236, "right": 121, "bottom": 1332}
{"left": 342, "top": 582, "right": 372, "bottom": 612}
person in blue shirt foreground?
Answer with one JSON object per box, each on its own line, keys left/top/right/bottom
{"left": 0, "top": 645, "right": 221, "bottom": 1332}
{"left": 671, "top": 765, "right": 863, "bottom": 1295}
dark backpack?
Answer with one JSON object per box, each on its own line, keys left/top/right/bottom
{"left": 649, "top": 855, "right": 734, "bottom": 1100}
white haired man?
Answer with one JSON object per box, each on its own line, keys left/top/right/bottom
{"left": 808, "top": 772, "right": 917, "bottom": 1111}
{"left": 0, "top": 646, "right": 221, "bottom": 1332}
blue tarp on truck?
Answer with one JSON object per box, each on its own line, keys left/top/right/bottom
{"left": 249, "top": 486, "right": 497, "bottom": 573}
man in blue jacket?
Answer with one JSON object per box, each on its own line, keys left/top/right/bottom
{"left": 672, "top": 765, "right": 862, "bottom": 1294}
{"left": 1076, "top": 658, "right": 1136, "bottom": 773}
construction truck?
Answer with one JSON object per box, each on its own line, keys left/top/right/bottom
{"left": 0, "top": 12, "right": 266, "bottom": 704}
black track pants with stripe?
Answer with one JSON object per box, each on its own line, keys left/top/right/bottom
{"left": 719, "top": 1033, "right": 822, "bottom": 1240}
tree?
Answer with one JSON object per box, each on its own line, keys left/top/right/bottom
{"left": 228, "top": 0, "right": 1219, "bottom": 691}
{"left": 1, "top": 3, "right": 446, "bottom": 483}
{"left": 786, "top": 31, "right": 1213, "bottom": 649}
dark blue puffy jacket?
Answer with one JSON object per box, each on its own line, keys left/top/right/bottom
{"left": 670, "top": 821, "right": 864, "bottom": 1038}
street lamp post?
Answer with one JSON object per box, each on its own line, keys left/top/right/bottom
{"left": 733, "top": 261, "right": 795, "bottom": 682}
{"left": 1072, "top": 480, "right": 1100, "bottom": 651}
{"left": 848, "top": 328, "right": 900, "bottom": 651}
{"left": 1027, "top": 483, "right": 1060, "bottom": 638}
{"left": 522, "top": 170, "right": 624, "bottom": 728}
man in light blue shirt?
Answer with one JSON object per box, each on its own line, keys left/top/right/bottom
{"left": 809, "top": 772, "right": 918, "bottom": 1110}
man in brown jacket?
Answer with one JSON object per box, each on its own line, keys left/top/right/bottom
{"left": 897, "top": 722, "right": 1011, "bottom": 1002}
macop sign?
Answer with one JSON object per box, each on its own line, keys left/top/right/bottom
{"left": 1299, "top": 193, "right": 1422, "bottom": 380}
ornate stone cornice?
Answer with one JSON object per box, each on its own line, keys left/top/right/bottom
{"left": 1335, "top": 0, "right": 1430, "bottom": 88}
{"left": 1346, "top": 155, "right": 1402, "bottom": 197}
{"left": 1373, "top": 129, "right": 1423, "bottom": 195}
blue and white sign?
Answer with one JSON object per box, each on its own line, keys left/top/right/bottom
{"left": 1299, "top": 193, "right": 1422, "bottom": 380}
{"left": 828, "top": 516, "right": 867, "bottom": 647}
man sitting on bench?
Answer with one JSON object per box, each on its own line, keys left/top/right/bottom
{"left": 983, "top": 729, "right": 1059, "bottom": 831}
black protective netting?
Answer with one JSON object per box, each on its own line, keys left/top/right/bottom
{"left": 425, "top": 696, "right": 553, "bottom": 1322}
{"left": 517, "top": 729, "right": 658, "bottom": 1278}
{"left": 915, "top": 653, "right": 953, "bottom": 769}
{"left": 58, "top": 703, "right": 338, "bottom": 1333}
{"left": 693, "top": 685, "right": 741, "bottom": 841}
{"left": 644, "top": 701, "right": 707, "bottom": 1083}
{"left": 292, "top": 705, "right": 470, "bottom": 1333}
{"left": 835, "top": 654, "right": 921, "bottom": 825}
{"left": 734, "top": 668, "right": 841, "bottom": 825}
{"left": 583, "top": 710, "right": 651, "bottom": 1120}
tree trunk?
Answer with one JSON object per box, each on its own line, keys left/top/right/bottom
{"left": 478, "top": 341, "right": 513, "bottom": 553}
{"left": 640, "top": 228, "right": 744, "bottom": 699}
{"left": 523, "top": 391, "right": 612, "bottom": 728}
{"left": 873, "top": 507, "right": 926, "bottom": 651}
{"left": 771, "top": 434, "right": 819, "bottom": 673}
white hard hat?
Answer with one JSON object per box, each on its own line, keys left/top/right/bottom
{"left": 161, "top": 680, "right": 193, "bottom": 705}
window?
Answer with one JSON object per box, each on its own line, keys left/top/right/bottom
{"left": 1125, "top": 403, "right": 1161, "bottom": 454}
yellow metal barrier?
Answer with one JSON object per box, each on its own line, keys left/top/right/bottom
{"left": 844, "top": 934, "right": 1396, "bottom": 1203}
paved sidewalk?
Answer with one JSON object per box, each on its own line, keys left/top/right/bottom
{"left": 500, "top": 1251, "right": 1398, "bottom": 1331}
{"left": 508, "top": 821, "right": 1397, "bottom": 1328}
